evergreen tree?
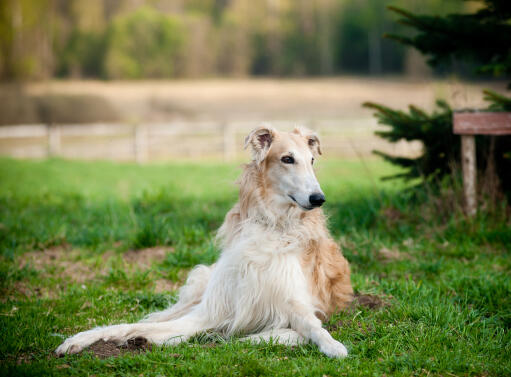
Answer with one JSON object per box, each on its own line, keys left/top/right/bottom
{"left": 364, "top": 0, "right": 511, "bottom": 194}
{"left": 386, "top": 0, "right": 511, "bottom": 82}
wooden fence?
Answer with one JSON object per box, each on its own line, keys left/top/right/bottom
{"left": 0, "top": 119, "right": 421, "bottom": 162}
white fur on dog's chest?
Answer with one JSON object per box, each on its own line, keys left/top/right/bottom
{"left": 240, "top": 220, "right": 311, "bottom": 254}
{"left": 201, "top": 225, "right": 311, "bottom": 335}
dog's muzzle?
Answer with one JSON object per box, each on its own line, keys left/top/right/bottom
{"left": 309, "top": 193, "right": 326, "bottom": 208}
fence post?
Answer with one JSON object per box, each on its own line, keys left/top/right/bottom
{"left": 461, "top": 135, "right": 477, "bottom": 216}
{"left": 47, "top": 124, "right": 61, "bottom": 157}
{"left": 134, "top": 123, "right": 148, "bottom": 163}
{"left": 223, "top": 122, "right": 235, "bottom": 161}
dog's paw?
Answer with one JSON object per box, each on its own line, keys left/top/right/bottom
{"left": 55, "top": 330, "right": 102, "bottom": 356}
{"left": 319, "top": 338, "right": 348, "bottom": 358}
{"left": 55, "top": 338, "right": 84, "bottom": 356}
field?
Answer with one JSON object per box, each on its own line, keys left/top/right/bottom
{"left": 2, "top": 78, "right": 509, "bottom": 161}
{"left": 0, "top": 157, "right": 510, "bottom": 376}
{"left": 20, "top": 78, "right": 508, "bottom": 122}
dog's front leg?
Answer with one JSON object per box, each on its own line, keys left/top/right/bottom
{"left": 55, "top": 312, "right": 206, "bottom": 355}
{"left": 288, "top": 301, "right": 348, "bottom": 358}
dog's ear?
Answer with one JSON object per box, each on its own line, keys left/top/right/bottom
{"left": 293, "top": 126, "right": 322, "bottom": 156}
{"left": 244, "top": 125, "right": 275, "bottom": 163}
{"left": 307, "top": 133, "right": 322, "bottom": 156}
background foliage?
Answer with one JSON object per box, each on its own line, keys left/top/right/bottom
{"left": 365, "top": 0, "right": 511, "bottom": 197}
{"left": 0, "top": 0, "right": 469, "bottom": 80}
{"left": 104, "top": 7, "right": 184, "bottom": 79}
{"left": 386, "top": 0, "right": 511, "bottom": 80}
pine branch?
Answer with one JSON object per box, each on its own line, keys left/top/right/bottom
{"left": 483, "top": 89, "right": 511, "bottom": 111}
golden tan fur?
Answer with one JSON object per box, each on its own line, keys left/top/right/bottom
{"left": 218, "top": 127, "right": 353, "bottom": 318}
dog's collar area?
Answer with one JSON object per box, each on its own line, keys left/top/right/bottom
{"left": 288, "top": 195, "right": 313, "bottom": 211}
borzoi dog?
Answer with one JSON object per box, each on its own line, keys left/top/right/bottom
{"left": 56, "top": 125, "right": 353, "bottom": 358}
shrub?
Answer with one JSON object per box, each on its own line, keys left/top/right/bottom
{"left": 363, "top": 99, "right": 455, "bottom": 182}
{"left": 103, "top": 7, "right": 185, "bottom": 79}
{"left": 363, "top": 94, "right": 511, "bottom": 197}
{"left": 57, "top": 30, "right": 106, "bottom": 78}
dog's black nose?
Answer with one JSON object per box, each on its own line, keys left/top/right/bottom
{"left": 309, "top": 193, "right": 325, "bottom": 207}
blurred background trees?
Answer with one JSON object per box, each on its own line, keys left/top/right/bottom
{"left": 0, "top": 0, "right": 472, "bottom": 80}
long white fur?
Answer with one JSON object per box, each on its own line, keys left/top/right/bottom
{"left": 55, "top": 126, "right": 348, "bottom": 358}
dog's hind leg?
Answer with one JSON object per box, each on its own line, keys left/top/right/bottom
{"left": 55, "top": 312, "right": 209, "bottom": 356}
{"left": 141, "top": 264, "right": 213, "bottom": 323}
{"left": 240, "top": 328, "right": 306, "bottom": 346}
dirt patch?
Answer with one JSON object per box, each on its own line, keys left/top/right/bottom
{"left": 12, "top": 246, "right": 176, "bottom": 299}
{"left": 15, "top": 352, "right": 35, "bottom": 365}
{"left": 326, "top": 294, "right": 392, "bottom": 332}
{"left": 153, "top": 278, "right": 180, "bottom": 293}
{"left": 381, "top": 207, "right": 405, "bottom": 223}
{"left": 11, "top": 281, "right": 54, "bottom": 299}
{"left": 87, "top": 337, "right": 152, "bottom": 359}
{"left": 351, "top": 293, "right": 392, "bottom": 310}
{"left": 122, "top": 247, "right": 169, "bottom": 268}
{"left": 18, "top": 246, "right": 172, "bottom": 284}
{"left": 377, "top": 247, "right": 408, "bottom": 262}
{"left": 200, "top": 343, "right": 218, "bottom": 349}
{"left": 18, "top": 246, "right": 102, "bottom": 284}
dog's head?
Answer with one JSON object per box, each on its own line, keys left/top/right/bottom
{"left": 244, "top": 125, "right": 325, "bottom": 211}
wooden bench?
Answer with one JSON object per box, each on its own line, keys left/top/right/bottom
{"left": 453, "top": 112, "right": 511, "bottom": 216}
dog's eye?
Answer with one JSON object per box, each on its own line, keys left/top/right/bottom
{"left": 281, "top": 156, "right": 295, "bottom": 164}
{"left": 311, "top": 157, "right": 314, "bottom": 165}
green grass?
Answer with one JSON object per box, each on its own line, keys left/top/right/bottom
{"left": 0, "top": 157, "right": 509, "bottom": 376}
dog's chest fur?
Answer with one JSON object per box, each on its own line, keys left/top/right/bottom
{"left": 211, "top": 187, "right": 353, "bottom": 334}
{"left": 203, "top": 221, "right": 320, "bottom": 334}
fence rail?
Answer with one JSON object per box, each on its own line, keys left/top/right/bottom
{"left": 0, "top": 120, "right": 421, "bottom": 162}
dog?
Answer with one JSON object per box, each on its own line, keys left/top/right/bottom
{"left": 56, "top": 125, "right": 353, "bottom": 358}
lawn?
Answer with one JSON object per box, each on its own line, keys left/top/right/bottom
{"left": 0, "top": 157, "right": 510, "bottom": 376}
